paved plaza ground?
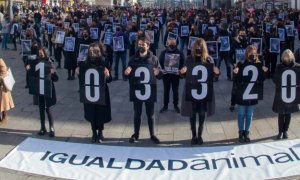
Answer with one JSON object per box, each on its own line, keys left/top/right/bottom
{"left": 0, "top": 38, "right": 300, "bottom": 179}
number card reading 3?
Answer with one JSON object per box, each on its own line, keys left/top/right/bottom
{"left": 129, "top": 65, "right": 157, "bottom": 102}
{"left": 185, "top": 63, "right": 213, "bottom": 101}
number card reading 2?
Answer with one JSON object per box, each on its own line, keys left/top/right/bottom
{"left": 236, "top": 63, "right": 264, "bottom": 101}
{"left": 185, "top": 63, "right": 213, "bottom": 101}
{"left": 28, "top": 61, "right": 52, "bottom": 98}
{"left": 129, "top": 65, "right": 157, "bottom": 102}
{"left": 80, "top": 67, "right": 106, "bottom": 105}
{"left": 275, "top": 66, "right": 300, "bottom": 106}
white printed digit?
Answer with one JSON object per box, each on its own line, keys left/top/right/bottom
{"left": 85, "top": 69, "right": 100, "bottom": 102}
{"left": 35, "top": 62, "right": 45, "bottom": 95}
{"left": 281, "top": 70, "right": 296, "bottom": 103}
{"left": 191, "top": 65, "right": 208, "bottom": 100}
{"left": 243, "top": 65, "right": 258, "bottom": 100}
{"left": 135, "top": 67, "right": 151, "bottom": 101}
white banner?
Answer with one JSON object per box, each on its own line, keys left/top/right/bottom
{"left": 1, "top": 138, "right": 300, "bottom": 179}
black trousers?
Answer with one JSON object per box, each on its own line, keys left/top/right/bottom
{"left": 54, "top": 47, "right": 63, "bottom": 65}
{"left": 38, "top": 96, "right": 54, "bottom": 130}
{"left": 265, "top": 52, "right": 277, "bottom": 77}
{"left": 278, "top": 114, "right": 291, "bottom": 133}
{"left": 163, "top": 75, "right": 179, "bottom": 107}
{"left": 133, "top": 101, "right": 155, "bottom": 136}
{"left": 91, "top": 121, "right": 104, "bottom": 131}
{"left": 12, "top": 35, "right": 17, "bottom": 49}
{"left": 190, "top": 102, "right": 206, "bottom": 137}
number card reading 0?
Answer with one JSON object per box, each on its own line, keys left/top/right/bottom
{"left": 274, "top": 66, "right": 300, "bottom": 109}
{"left": 79, "top": 67, "right": 106, "bottom": 105}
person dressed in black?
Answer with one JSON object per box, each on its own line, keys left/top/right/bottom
{"left": 63, "top": 27, "right": 77, "bottom": 80}
{"left": 229, "top": 28, "right": 249, "bottom": 111}
{"left": 26, "top": 47, "right": 58, "bottom": 137}
{"left": 124, "top": 37, "right": 162, "bottom": 144}
{"left": 264, "top": 24, "right": 279, "bottom": 79}
{"left": 159, "top": 38, "right": 184, "bottom": 113}
{"left": 180, "top": 38, "right": 219, "bottom": 145}
{"left": 272, "top": 49, "right": 300, "bottom": 139}
{"left": 76, "top": 43, "right": 112, "bottom": 143}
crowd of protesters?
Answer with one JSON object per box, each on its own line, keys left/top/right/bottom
{"left": 0, "top": 2, "right": 300, "bottom": 145}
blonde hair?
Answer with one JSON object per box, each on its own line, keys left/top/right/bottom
{"left": 245, "top": 45, "right": 259, "bottom": 63}
{"left": 191, "top": 38, "right": 209, "bottom": 63}
{"left": 281, "top": 49, "right": 295, "bottom": 63}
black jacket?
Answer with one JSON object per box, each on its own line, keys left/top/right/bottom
{"left": 272, "top": 62, "right": 300, "bottom": 114}
{"left": 38, "top": 59, "right": 59, "bottom": 108}
{"left": 127, "top": 51, "right": 163, "bottom": 79}
{"left": 159, "top": 48, "right": 184, "bottom": 76}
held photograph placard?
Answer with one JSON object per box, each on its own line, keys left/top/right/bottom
{"left": 78, "top": 44, "right": 90, "bottom": 61}
{"left": 64, "top": 37, "right": 75, "bottom": 52}
{"left": 55, "top": 31, "right": 65, "bottom": 44}
{"left": 113, "top": 36, "right": 125, "bottom": 52}
{"left": 220, "top": 36, "right": 230, "bottom": 51}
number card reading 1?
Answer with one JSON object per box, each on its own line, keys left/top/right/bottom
{"left": 28, "top": 61, "right": 52, "bottom": 98}
{"left": 185, "top": 63, "right": 214, "bottom": 101}
{"left": 236, "top": 63, "right": 264, "bottom": 101}
{"left": 274, "top": 66, "right": 300, "bottom": 108}
{"left": 129, "top": 65, "right": 157, "bottom": 102}
{"left": 79, "top": 67, "right": 106, "bottom": 105}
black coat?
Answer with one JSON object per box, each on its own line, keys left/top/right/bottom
{"left": 272, "top": 63, "right": 300, "bottom": 114}
{"left": 38, "top": 66, "right": 59, "bottom": 108}
{"left": 79, "top": 57, "right": 112, "bottom": 125}
{"left": 63, "top": 35, "right": 77, "bottom": 70}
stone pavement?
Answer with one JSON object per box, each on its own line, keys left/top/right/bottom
{"left": 0, "top": 38, "right": 300, "bottom": 179}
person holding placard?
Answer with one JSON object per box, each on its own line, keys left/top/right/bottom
{"left": 179, "top": 17, "right": 190, "bottom": 52}
{"left": 180, "top": 38, "right": 219, "bottom": 145}
{"left": 26, "top": 47, "right": 58, "bottom": 137}
{"left": 217, "top": 23, "right": 233, "bottom": 81}
{"left": 76, "top": 43, "right": 112, "bottom": 143}
{"left": 233, "top": 45, "right": 268, "bottom": 143}
{"left": 63, "top": 27, "right": 77, "bottom": 80}
{"left": 0, "top": 58, "right": 14, "bottom": 125}
{"left": 264, "top": 24, "right": 279, "bottom": 79}
{"left": 113, "top": 25, "right": 128, "bottom": 81}
{"left": 230, "top": 28, "right": 250, "bottom": 112}
{"left": 285, "top": 19, "right": 296, "bottom": 52}
{"left": 272, "top": 49, "right": 300, "bottom": 140}
{"left": 51, "top": 21, "right": 64, "bottom": 69}
{"left": 124, "top": 37, "right": 162, "bottom": 144}
{"left": 159, "top": 38, "right": 184, "bottom": 114}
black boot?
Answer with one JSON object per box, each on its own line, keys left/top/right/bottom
{"left": 49, "top": 127, "right": 55, "bottom": 137}
{"left": 150, "top": 135, "right": 160, "bottom": 144}
{"left": 239, "top": 130, "right": 244, "bottom": 143}
{"left": 98, "top": 130, "right": 104, "bottom": 143}
{"left": 244, "top": 131, "right": 251, "bottom": 143}
{"left": 129, "top": 133, "right": 139, "bottom": 143}
{"left": 277, "top": 132, "right": 283, "bottom": 140}
{"left": 67, "top": 70, "right": 71, "bottom": 80}
{"left": 191, "top": 130, "right": 198, "bottom": 145}
{"left": 47, "top": 109, "right": 55, "bottom": 137}
{"left": 198, "top": 126, "right": 203, "bottom": 145}
{"left": 38, "top": 109, "right": 46, "bottom": 136}
{"left": 91, "top": 129, "right": 97, "bottom": 143}
{"left": 283, "top": 131, "right": 288, "bottom": 139}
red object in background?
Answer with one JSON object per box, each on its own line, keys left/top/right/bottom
{"left": 42, "top": 0, "right": 46, "bottom": 4}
